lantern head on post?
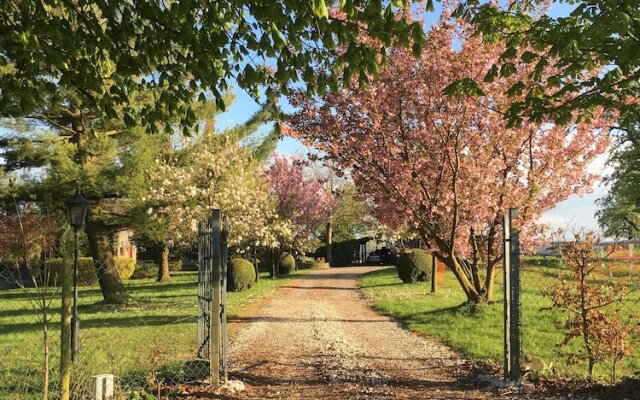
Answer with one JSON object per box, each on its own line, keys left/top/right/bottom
{"left": 65, "top": 189, "right": 90, "bottom": 229}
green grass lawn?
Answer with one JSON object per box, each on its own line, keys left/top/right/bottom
{"left": 0, "top": 270, "right": 306, "bottom": 399}
{"left": 360, "top": 261, "right": 640, "bottom": 382}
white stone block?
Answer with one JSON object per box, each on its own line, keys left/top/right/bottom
{"left": 90, "top": 374, "right": 114, "bottom": 400}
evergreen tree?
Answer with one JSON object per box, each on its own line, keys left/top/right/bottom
{"left": 597, "top": 123, "right": 640, "bottom": 239}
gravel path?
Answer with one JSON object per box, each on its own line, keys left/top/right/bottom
{"left": 225, "top": 267, "right": 500, "bottom": 399}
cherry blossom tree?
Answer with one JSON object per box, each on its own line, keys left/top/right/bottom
{"left": 141, "top": 134, "right": 291, "bottom": 281}
{"left": 265, "top": 155, "right": 334, "bottom": 256}
{"left": 285, "top": 20, "right": 612, "bottom": 303}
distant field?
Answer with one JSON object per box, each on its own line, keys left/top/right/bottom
{"left": 0, "top": 270, "right": 306, "bottom": 399}
{"left": 360, "top": 257, "right": 640, "bottom": 382}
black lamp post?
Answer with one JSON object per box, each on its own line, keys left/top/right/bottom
{"left": 65, "top": 189, "right": 89, "bottom": 364}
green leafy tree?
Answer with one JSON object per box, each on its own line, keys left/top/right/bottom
{"left": 597, "top": 123, "right": 640, "bottom": 239}
{"left": 458, "top": 0, "right": 639, "bottom": 125}
{"left": 0, "top": 1, "right": 427, "bottom": 131}
{"left": 0, "top": 90, "right": 198, "bottom": 302}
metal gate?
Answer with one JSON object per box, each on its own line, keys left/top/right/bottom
{"left": 197, "top": 209, "right": 228, "bottom": 385}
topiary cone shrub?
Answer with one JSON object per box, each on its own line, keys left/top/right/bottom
{"left": 227, "top": 258, "right": 256, "bottom": 292}
{"left": 278, "top": 253, "right": 296, "bottom": 275}
{"left": 396, "top": 249, "right": 432, "bottom": 283}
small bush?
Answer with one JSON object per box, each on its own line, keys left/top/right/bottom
{"left": 168, "top": 260, "right": 183, "bottom": 272}
{"left": 396, "top": 249, "right": 432, "bottom": 283}
{"left": 227, "top": 258, "right": 256, "bottom": 292}
{"left": 131, "top": 262, "right": 156, "bottom": 279}
{"left": 298, "top": 256, "right": 317, "bottom": 269}
{"left": 131, "top": 260, "right": 183, "bottom": 279}
{"left": 278, "top": 253, "right": 296, "bottom": 274}
{"left": 48, "top": 257, "right": 135, "bottom": 285}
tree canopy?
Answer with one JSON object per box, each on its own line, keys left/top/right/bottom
{"left": 286, "top": 20, "right": 613, "bottom": 303}
{"left": 0, "top": 0, "right": 427, "bottom": 131}
{"left": 265, "top": 155, "right": 333, "bottom": 254}
{"left": 458, "top": 0, "right": 640, "bottom": 126}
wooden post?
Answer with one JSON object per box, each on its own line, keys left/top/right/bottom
{"left": 431, "top": 254, "right": 437, "bottom": 293}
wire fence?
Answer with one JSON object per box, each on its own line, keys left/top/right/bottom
{"left": 2, "top": 253, "right": 639, "bottom": 399}
{"left": 0, "top": 259, "right": 208, "bottom": 400}
{"left": 520, "top": 256, "right": 640, "bottom": 382}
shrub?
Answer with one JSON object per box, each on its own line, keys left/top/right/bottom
{"left": 278, "top": 253, "right": 296, "bottom": 274}
{"left": 47, "top": 257, "right": 135, "bottom": 285}
{"left": 396, "top": 249, "right": 432, "bottom": 283}
{"left": 227, "top": 258, "right": 256, "bottom": 292}
{"left": 169, "top": 260, "right": 183, "bottom": 272}
{"left": 298, "top": 256, "right": 317, "bottom": 269}
{"left": 131, "top": 261, "right": 156, "bottom": 279}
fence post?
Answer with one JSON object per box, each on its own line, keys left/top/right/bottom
{"left": 509, "top": 208, "right": 521, "bottom": 381}
{"left": 220, "top": 214, "right": 228, "bottom": 383}
{"left": 503, "top": 213, "right": 511, "bottom": 380}
{"left": 210, "top": 210, "right": 221, "bottom": 386}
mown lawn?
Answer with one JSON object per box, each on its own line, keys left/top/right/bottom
{"left": 360, "top": 260, "right": 640, "bottom": 382}
{"left": 0, "top": 270, "right": 306, "bottom": 399}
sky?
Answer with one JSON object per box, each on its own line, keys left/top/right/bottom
{"left": 215, "top": 1, "right": 607, "bottom": 232}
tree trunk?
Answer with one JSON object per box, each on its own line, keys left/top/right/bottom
{"left": 431, "top": 254, "right": 437, "bottom": 293}
{"left": 42, "top": 302, "right": 49, "bottom": 400}
{"left": 443, "top": 255, "right": 484, "bottom": 303}
{"left": 326, "top": 221, "right": 333, "bottom": 266}
{"left": 85, "top": 215, "right": 126, "bottom": 304}
{"left": 252, "top": 246, "right": 259, "bottom": 282}
{"left": 158, "top": 244, "right": 170, "bottom": 282}
{"left": 270, "top": 248, "right": 277, "bottom": 278}
{"left": 484, "top": 261, "right": 497, "bottom": 302}
{"left": 60, "top": 261, "right": 72, "bottom": 400}
{"left": 579, "top": 264, "right": 595, "bottom": 378}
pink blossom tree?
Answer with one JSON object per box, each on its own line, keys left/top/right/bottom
{"left": 265, "top": 155, "right": 334, "bottom": 255}
{"left": 285, "top": 20, "right": 613, "bottom": 303}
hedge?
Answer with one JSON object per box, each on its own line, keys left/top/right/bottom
{"left": 47, "top": 257, "right": 135, "bottom": 286}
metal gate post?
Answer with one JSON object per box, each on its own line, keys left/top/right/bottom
{"left": 220, "top": 214, "right": 228, "bottom": 383}
{"left": 210, "top": 210, "right": 222, "bottom": 386}
{"left": 503, "top": 213, "right": 511, "bottom": 380}
{"left": 506, "top": 208, "right": 522, "bottom": 381}
{"left": 197, "top": 210, "right": 228, "bottom": 386}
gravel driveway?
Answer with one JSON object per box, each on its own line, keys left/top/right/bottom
{"left": 226, "top": 266, "right": 499, "bottom": 399}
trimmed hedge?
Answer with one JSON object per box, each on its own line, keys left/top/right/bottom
{"left": 396, "top": 249, "right": 432, "bottom": 283}
{"left": 131, "top": 260, "right": 183, "bottom": 279}
{"left": 47, "top": 257, "right": 135, "bottom": 286}
{"left": 278, "top": 253, "right": 296, "bottom": 275}
{"left": 227, "top": 258, "right": 256, "bottom": 292}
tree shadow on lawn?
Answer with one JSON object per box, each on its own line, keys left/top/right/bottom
{"left": 0, "top": 279, "right": 197, "bottom": 302}
{"left": 0, "top": 313, "right": 196, "bottom": 335}
{"left": 360, "top": 282, "right": 402, "bottom": 289}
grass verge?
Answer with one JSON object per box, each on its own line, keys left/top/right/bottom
{"left": 359, "top": 262, "right": 640, "bottom": 382}
{"left": 0, "top": 270, "right": 307, "bottom": 399}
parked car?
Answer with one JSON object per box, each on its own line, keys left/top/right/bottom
{"left": 367, "top": 251, "right": 383, "bottom": 265}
